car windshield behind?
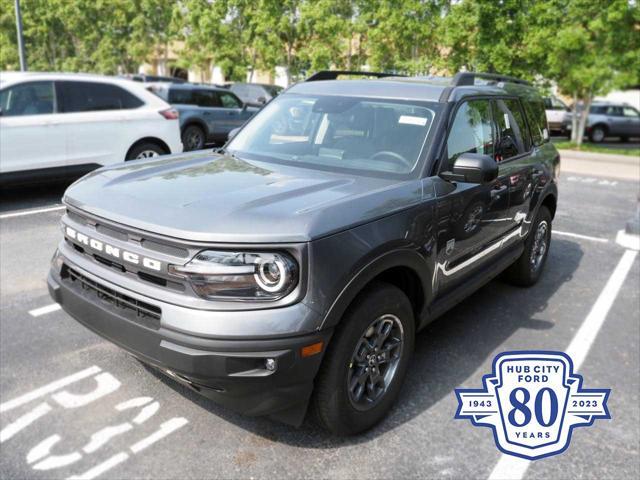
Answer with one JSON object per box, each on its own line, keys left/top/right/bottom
{"left": 228, "top": 94, "right": 438, "bottom": 175}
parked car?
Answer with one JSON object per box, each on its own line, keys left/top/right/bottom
{"left": 228, "top": 82, "right": 283, "bottom": 107}
{"left": 572, "top": 102, "right": 640, "bottom": 143}
{"left": 544, "top": 96, "right": 571, "bottom": 137}
{"left": 0, "top": 72, "right": 182, "bottom": 186}
{"left": 49, "top": 71, "right": 559, "bottom": 435}
{"left": 147, "top": 83, "right": 258, "bottom": 151}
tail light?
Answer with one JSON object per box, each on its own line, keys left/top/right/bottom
{"left": 159, "top": 108, "right": 179, "bottom": 120}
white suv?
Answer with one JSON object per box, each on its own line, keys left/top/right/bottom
{"left": 0, "top": 72, "right": 182, "bottom": 185}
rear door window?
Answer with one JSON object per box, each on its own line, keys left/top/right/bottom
{"left": 168, "top": 89, "right": 196, "bottom": 105}
{"left": 194, "top": 90, "right": 220, "bottom": 107}
{"left": 445, "top": 99, "right": 494, "bottom": 171}
{"left": 0, "top": 81, "right": 55, "bottom": 116}
{"left": 493, "top": 99, "right": 531, "bottom": 160}
{"left": 59, "top": 81, "right": 143, "bottom": 112}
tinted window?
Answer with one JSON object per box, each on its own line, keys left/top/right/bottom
{"left": 605, "top": 106, "right": 624, "bottom": 116}
{"left": 590, "top": 105, "right": 607, "bottom": 114}
{"left": 493, "top": 99, "right": 531, "bottom": 160}
{"left": 219, "top": 92, "right": 242, "bottom": 108}
{"left": 0, "top": 81, "right": 55, "bottom": 116}
{"left": 446, "top": 100, "right": 493, "bottom": 170}
{"left": 194, "top": 90, "right": 220, "bottom": 107}
{"left": 60, "top": 81, "right": 143, "bottom": 112}
{"left": 522, "top": 98, "right": 548, "bottom": 146}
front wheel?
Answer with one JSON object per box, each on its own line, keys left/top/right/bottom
{"left": 311, "top": 282, "right": 415, "bottom": 435}
{"left": 503, "top": 206, "right": 552, "bottom": 287}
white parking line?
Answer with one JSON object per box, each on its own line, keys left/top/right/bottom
{"left": 553, "top": 230, "right": 609, "bottom": 243}
{"left": 67, "top": 452, "right": 129, "bottom": 480}
{"left": 0, "top": 366, "right": 101, "bottom": 413}
{"left": 0, "top": 205, "right": 65, "bottom": 219}
{"left": 28, "top": 303, "right": 62, "bottom": 317}
{"left": 0, "top": 403, "right": 52, "bottom": 443}
{"left": 488, "top": 248, "right": 638, "bottom": 480}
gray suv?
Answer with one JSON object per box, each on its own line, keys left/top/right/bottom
{"left": 48, "top": 71, "right": 559, "bottom": 435}
{"left": 148, "top": 83, "right": 258, "bottom": 150}
{"left": 578, "top": 102, "right": 640, "bottom": 143}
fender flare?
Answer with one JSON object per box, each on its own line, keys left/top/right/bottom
{"left": 319, "top": 249, "right": 432, "bottom": 330}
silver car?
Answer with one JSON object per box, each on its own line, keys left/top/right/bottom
{"left": 574, "top": 102, "right": 640, "bottom": 143}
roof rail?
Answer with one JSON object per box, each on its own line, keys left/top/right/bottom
{"left": 305, "top": 70, "right": 405, "bottom": 82}
{"left": 451, "top": 72, "right": 531, "bottom": 87}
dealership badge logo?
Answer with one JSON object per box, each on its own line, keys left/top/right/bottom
{"left": 455, "top": 351, "right": 610, "bottom": 460}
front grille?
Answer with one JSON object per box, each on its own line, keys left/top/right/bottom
{"left": 62, "top": 265, "right": 161, "bottom": 329}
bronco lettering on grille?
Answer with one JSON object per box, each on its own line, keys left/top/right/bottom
{"left": 65, "top": 226, "right": 162, "bottom": 271}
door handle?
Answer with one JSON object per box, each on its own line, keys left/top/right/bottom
{"left": 491, "top": 185, "right": 508, "bottom": 198}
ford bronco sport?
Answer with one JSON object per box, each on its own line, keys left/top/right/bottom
{"left": 48, "top": 71, "right": 559, "bottom": 435}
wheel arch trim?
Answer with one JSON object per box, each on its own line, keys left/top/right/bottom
{"left": 318, "top": 249, "right": 432, "bottom": 331}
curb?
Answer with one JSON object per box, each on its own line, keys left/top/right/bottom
{"left": 558, "top": 149, "right": 640, "bottom": 165}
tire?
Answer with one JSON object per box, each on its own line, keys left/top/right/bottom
{"left": 503, "top": 206, "right": 552, "bottom": 287}
{"left": 311, "top": 282, "right": 415, "bottom": 435}
{"left": 182, "top": 125, "right": 205, "bottom": 151}
{"left": 589, "top": 125, "right": 607, "bottom": 143}
{"left": 126, "top": 142, "right": 166, "bottom": 161}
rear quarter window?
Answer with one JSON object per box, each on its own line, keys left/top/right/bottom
{"left": 59, "top": 81, "right": 144, "bottom": 112}
{"left": 522, "top": 97, "right": 548, "bottom": 146}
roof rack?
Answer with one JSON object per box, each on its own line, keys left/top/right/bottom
{"left": 305, "top": 70, "right": 405, "bottom": 82}
{"left": 451, "top": 72, "right": 531, "bottom": 87}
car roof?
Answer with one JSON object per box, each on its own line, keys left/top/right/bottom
{"left": 0, "top": 71, "right": 143, "bottom": 89}
{"left": 0, "top": 71, "right": 170, "bottom": 108}
{"left": 287, "top": 75, "right": 540, "bottom": 104}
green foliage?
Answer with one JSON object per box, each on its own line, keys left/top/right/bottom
{"left": 1, "top": 0, "right": 638, "bottom": 100}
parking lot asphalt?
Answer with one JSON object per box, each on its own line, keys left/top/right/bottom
{"left": 1, "top": 158, "right": 639, "bottom": 479}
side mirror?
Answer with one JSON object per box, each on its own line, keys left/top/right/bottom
{"left": 241, "top": 103, "right": 248, "bottom": 112}
{"left": 440, "top": 153, "right": 498, "bottom": 184}
{"left": 257, "top": 96, "right": 266, "bottom": 104}
{"left": 228, "top": 127, "right": 241, "bottom": 141}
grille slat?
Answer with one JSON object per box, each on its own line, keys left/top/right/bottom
{"left": 62, "top": 266, "right": 161, "bottom": 329}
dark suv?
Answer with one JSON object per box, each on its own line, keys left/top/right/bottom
{"left": 147, "top": 83, "right": 258, "bottom": 150}
{"left": 49, "top": 71, "right": 559, "bottom": 435}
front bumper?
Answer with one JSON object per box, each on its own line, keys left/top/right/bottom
{"left": 48, "top": 256, "right": 332, "bottom": 425}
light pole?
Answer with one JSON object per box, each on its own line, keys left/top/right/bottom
{"left": 15, "top": 0, "right": 27, "bottom": 71}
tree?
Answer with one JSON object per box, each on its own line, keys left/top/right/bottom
{"left": 526, "top": 0, "right": 640, "bottom": 146}
{"left": 359, "top": 0, "right": 444, "bottom": 75}
{"left": 439, "top": 0, "right": 540, "bottom": 79}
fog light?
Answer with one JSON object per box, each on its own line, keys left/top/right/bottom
{"left": 265, "top": 358, "right": 277, "bottom": 371}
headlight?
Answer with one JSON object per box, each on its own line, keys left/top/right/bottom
{"left": 168, "top": 250, "right": 298, "bottom": 301}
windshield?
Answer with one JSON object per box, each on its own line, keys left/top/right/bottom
{"left": 227, "top": 94, "right": 438, "bottom": 176}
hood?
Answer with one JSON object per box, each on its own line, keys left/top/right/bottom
{"left": 64, "top": 152, "right": 422, "bottom": 243}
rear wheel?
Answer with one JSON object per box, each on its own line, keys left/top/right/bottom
{"left": 125, "top": 142, "right": 166, "bottom": 161}
{"left": 503, "top": 206, "right": 552, "bottom": 287}
{"left": 182, "top": 125, "right": 205, "bottom": 151}
{"left": 312, "top": 282, "right": 415, "bottom": 435}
